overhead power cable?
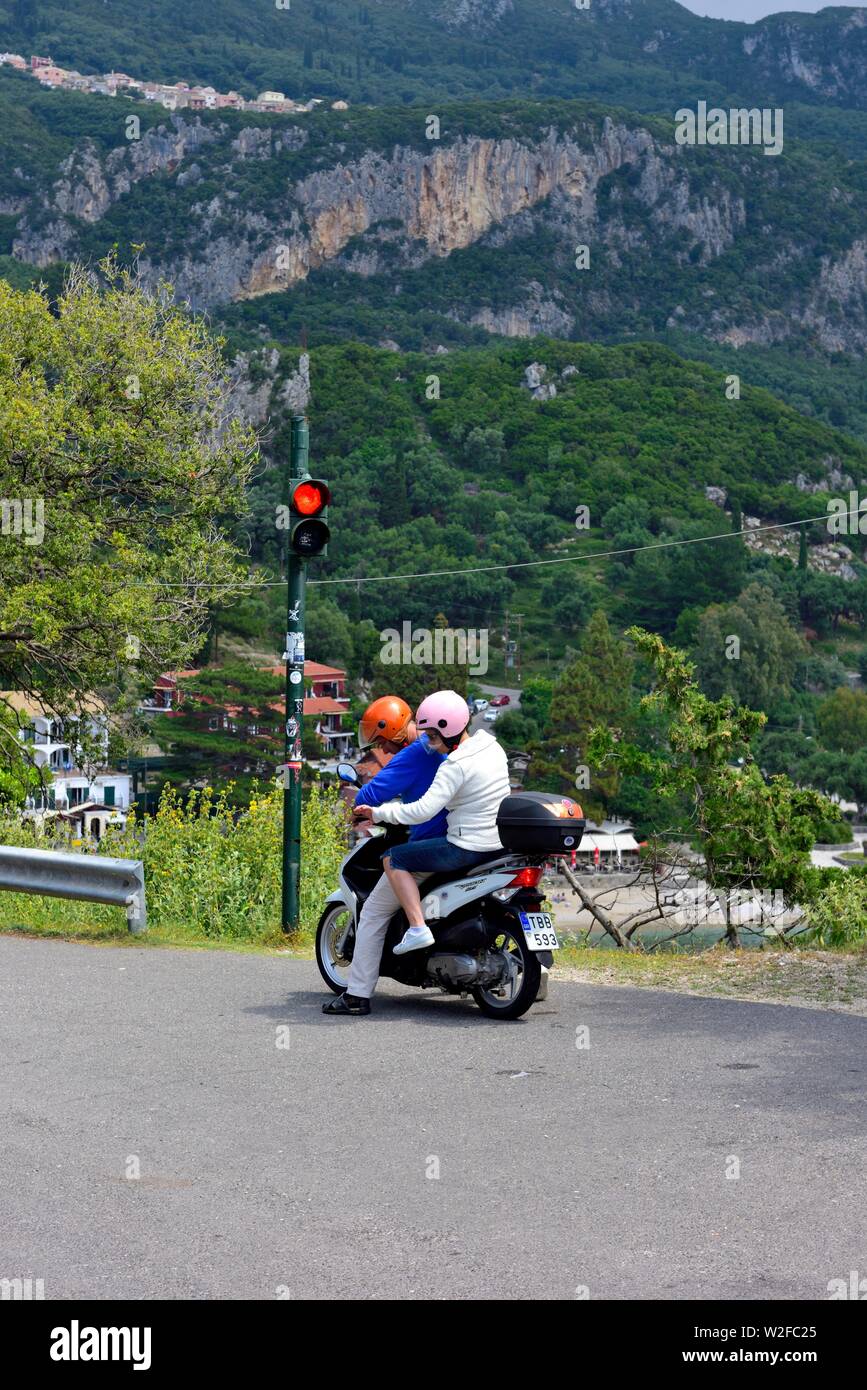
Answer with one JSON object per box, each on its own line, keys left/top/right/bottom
{"left": 129, "top": 511, "right": 837, "bottom": 588}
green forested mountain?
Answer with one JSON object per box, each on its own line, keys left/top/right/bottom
{"left": 226, "top": 335, "right": 867, "bottom": 657}
{"left": 221, "top": 333, "right": 867, "bottom": 825}
{"left": 2, "top": 0, "right": 867, "bottom": 118}
{"left": 2, "top": 70, "right": 866, "bottom": 439}
{"left": 1, "top": 1, "right": 866, "bottom": 829}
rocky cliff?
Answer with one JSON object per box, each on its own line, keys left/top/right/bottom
{"left": 8, "top": 103, "right": 867, "bottom": 355}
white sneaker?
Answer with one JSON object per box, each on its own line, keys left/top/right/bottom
{"left": 393, "top": 924, "right": 435, "bottom": 955}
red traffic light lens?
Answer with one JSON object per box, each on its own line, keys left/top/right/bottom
{"left": 292, "top": 481, "right": 329, "bottom": 515}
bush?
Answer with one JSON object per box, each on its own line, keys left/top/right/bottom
{"left": 811, "top": 816, "right": 854, "bottom": 845}
{"left": 805, "top": 874, "right": 867, "bottom": 948}
{"left": 0, "top": 780, "right": 348, "bottom": 944}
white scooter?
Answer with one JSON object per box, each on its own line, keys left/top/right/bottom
{"left": 315, "top": 768, "right": 585, "bottom": 1020}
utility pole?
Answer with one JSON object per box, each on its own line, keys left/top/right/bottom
{"left": 514, "top": 612, "right": 524, "bottom": 685}
{"left": 503, "top": 609, "right": 510, "bottom": 682}
{"left": 281, "top": 416, "right": 330, "bottom": 933}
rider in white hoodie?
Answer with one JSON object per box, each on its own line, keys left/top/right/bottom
{"left": 354, "top": 690, "right": 511, "bottom": 955}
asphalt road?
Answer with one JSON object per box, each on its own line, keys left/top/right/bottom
{"left": 2, "top": 935, "right": 866, "bottom": 1301}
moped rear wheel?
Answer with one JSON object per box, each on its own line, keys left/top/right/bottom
{"left": 472, "top": 921, "right": 541, "bottom": 1020}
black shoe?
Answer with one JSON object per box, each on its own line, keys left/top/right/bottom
{"left": 322, "top": 991, "right": 371, "bottom": 1015}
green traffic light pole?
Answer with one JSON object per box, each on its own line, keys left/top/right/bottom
{"left": 282, "top": 415, "right": 309, "bottom": 933}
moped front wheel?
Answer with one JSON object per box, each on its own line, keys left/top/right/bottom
{"left": 315, "top": 903, "right": 356, "bottom": 993}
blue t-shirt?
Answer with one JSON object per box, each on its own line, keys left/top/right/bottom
{"left": 355, "top": 738, "right": 447, "bottom": 840}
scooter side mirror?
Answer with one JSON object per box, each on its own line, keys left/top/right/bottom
{"left": 336, "top": 762, "right": 359, "bottom": 785}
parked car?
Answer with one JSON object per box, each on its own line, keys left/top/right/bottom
{"left": 489, "top": 694, "right": 511, "bottom": 707}
{"left": 472, "top": 698, "right": 489, "bottom": 713}
{"left": 483, "top": 709, "right": 499, "bottom": 722}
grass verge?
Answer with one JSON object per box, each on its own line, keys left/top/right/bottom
{"left": 553, "top": 942, "right": 867, "bottom": 1014}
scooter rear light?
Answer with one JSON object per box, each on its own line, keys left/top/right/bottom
{"left": 508, "top": 866, "right": 543, "bottom": 888}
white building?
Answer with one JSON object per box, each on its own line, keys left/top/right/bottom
{"left": 2, "top": 692, "right": 132, "bottom": 837}
{"left": 571, "top": 820, "right": 641, "bottom": 872}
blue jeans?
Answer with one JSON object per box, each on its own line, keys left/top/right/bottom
{"left": 386, "top": 836, "right": 502, "bottom": 874}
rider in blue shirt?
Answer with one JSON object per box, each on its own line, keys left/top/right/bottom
{"left": 324, "top": 696, "right": 444, "bottom": 1015}
{"left": 354, "top": 735, "right": 447, "bottom": 839}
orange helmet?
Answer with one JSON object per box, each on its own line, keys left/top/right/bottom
{"left": 358, "top": 695, "right": 413, "bottom": 750}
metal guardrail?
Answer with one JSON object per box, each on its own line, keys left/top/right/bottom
{"left": 0, "top": 845, "right": 147, "bottom": 933}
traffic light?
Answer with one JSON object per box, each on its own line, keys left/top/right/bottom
{"left": 289, "top": 477, "right": 330, "bottom": 557}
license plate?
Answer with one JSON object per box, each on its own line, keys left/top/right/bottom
{"left": 519, "top": 911, "right": 559, "bottom": 951}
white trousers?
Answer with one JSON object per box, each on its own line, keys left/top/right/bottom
{"left": 345, "top": 871, "right": 549, "bottom": 1002}
{"left": 346, "top": 870, "right": 430, "bottom": 999}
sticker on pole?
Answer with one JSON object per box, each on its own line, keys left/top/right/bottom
{"left": 282, "top": 632, "right": 305, "bottom": 664}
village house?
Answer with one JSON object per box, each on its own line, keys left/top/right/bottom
{"left": 188, "top": 85, "right": 219, "bottom": 110}
{"left": 143, "top": 660, "right": 352, "bottom": 756}
{"left": 255, "top": 660, "right": 352, "bottom": 755}
{"left": 248, "top": 660, "right": 352, "bottom": 755}
{"left": 139, "top": 670, "right": 201, "bottom": 714}
{"left": 2, "top": 692, "right": 132, "bottom": 839}
{"left": 3, "top": 53, "right": 347, "bottom": 117}
{"left": 33, "top": 64, "right": 71, "bottom": 87}
{"left": 299, "top": 660, "right": 352, "bottom": 755}
{"left": 255, "top": 90, "right": 290, "bottom": 112}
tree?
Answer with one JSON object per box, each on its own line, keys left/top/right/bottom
{"left": 589, "top": 629, "right": 833, "bottom": 943}
{"left": 13, "top": 0, "right": 38, "bottom": 40}
{"left": 370, "top": 662, "right": 467, "bottom": 707}
{"left": 306, "top": 596, "right": 354, "bottom": 671}
{"left": 0, "top": 262, "right": 256, "bottom": 799}
{"left": 373, "top": 452, "right": 411, "bottom": 528}
{"left": 529, "top": 610, "right": 634, "bottom": 816}
{"left": 796, "top": 570, "right": 859, "bottom": 636}
{"left": 816, "top": 687, "right": 867, "bottom": 755}
{"left": 622, "top": 520, "right": 746, "bottom": 633}
{"left": 351, "top": 619, "right": 382, "bottom": 683}
{"left": 518, "top": 676, "right": 554, "bottom": 736}
{"left": 694, "top": 583, "right": 807, "bottom": 714}
{"left": 151, "top": 663, "right": 286, "bottom": 799}
{"left": 540, "top": 567, "right": 596, "bottom": 636}
{"left": 0, "top": 702, "right": 40, "bottom": 807}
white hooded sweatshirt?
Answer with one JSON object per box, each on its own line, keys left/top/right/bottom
{"left": 371, "top": 728, "right": 510, "bottom": 851}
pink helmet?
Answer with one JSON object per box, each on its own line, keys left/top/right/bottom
{"left": 416, "top": 690, "right": 470, "bottom": 741}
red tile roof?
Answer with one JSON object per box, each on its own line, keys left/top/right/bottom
{"left": 268, "top": 697, "right": 348, "bottom": 717}
{"left": 259, "top": 661, "right": 347, "bottom": 680}
{"left": 304, "top": 697, "right": 350, "bottom": 716}
{"left": 304, "top": 661, "right": 346, "bottom": 678}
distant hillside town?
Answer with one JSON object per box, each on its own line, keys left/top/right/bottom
{"left": 0, "top": 51, "right": 349, "bottom": 115}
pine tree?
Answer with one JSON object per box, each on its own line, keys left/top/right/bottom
{"left": 798, "top": 523, "right": 808, "bottom": 571}
{"left": 528, "top": 610, "right": 634, "bottom": 816}
{"left": 13, "top": 0, "right": 38, "bottom": 40}
{"left": 385, "top": 457, "right": 411, "bottom": 527}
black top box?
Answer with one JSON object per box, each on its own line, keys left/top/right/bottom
{"left": 497, "top": 791, "right": 586, "bottom": 855}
